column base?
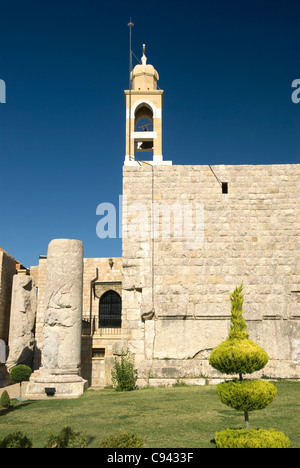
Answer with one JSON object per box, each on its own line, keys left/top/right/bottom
{"left": 26, "top": 370, "right": 88, "bottom": 399}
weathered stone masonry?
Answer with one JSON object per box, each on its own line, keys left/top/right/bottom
{"left": 1, "top": 46, "right": 299, "bottom": 393}
{"left": 122, "top": 163, "right": 300, "bottom": 386}
{"left": 31, "top": 255, "right": 122, "bottom": 389}
{"left": 0, "top": 249, "right": 20, "bottom": 344}
{"left": 27, "top": 239, "right": 87, "bottom": 397}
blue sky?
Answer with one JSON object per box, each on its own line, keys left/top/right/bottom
{"left": 0, "top": 0, "right": 299, "bottom": 267}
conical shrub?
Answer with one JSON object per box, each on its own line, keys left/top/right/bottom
{"left": 209, "top": 284, "right": 290, "bottom": 447}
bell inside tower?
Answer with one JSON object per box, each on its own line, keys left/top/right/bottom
{"left": 124, "top": 43, "right": 171, "bottom": 165}
{"left": 134, "top": 103, "right": 154, "bottom": 153}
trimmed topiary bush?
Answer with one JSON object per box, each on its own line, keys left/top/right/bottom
{"left": 215, "top": 428, "right": 290, "bottom": 449}
{"left": 209, "top": 283, "right": 290, "bottom": 447}
{"left": 209, "top": 338, "right": 269, "bottom": 376}
{"left": 216, "top": 379, "right": 277, "bottom": 412}
{"left": 9, "top": 364, "right": 32, "bottom": 383}
{"left": 0, "top": 390, "right": 11, "bottom": 408}
{"left": 209, "top": 284, "right": 269, "bottom": 377}
{"left": 99, "top": 431, "right": 144, "bottom": 448}
{"left": 9, "top": 364, "right": 32, "bottom": 401}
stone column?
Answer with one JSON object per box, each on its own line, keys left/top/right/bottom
{"left": 0, "top": 339, "right": 7, "bottom": 386}
{"left": 0, "top": 340, "right": 5, "bottom": 364}
{"left": 6, "top": 274, "right": 36, "bottom": 370}
{"left": 27, "top": 239, "right": 87, "bottom": 398}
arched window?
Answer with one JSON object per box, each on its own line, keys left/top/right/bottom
{"left": 135, "top": 103, "right": 153, "bottom": 130}
{"left": 134, "top": 103, "right": 154, "bottom": 154}
{"left": 99, "top": 290, "right": 122, "bottom": 329}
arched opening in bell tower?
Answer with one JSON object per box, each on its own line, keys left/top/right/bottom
{"left": 135, "top": 103, "right": 153, "bottom": 130}
{"left": 134, "top": 102, "right": 154, "bottom": 155}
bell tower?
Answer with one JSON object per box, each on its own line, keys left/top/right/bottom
{"left": 124, "top": 45, "right": 171, "bottom": 165}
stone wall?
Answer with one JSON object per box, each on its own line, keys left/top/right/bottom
{"left": 122, "top": 163, "right": 300, "bottom": 385}
{"left": 0, "top": 250, "right": 18, "bottom": 344}
{"left": 82, "top": 257, "right": 122, "bottom": 317}
{"left": 82, "top": 257, "right": 122, "bottom": 387}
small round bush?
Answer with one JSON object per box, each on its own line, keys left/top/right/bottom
{"left": 0, "top": 390, "right": 11, "bottom": 408}
{"left": 99, "top": 431, "right": 144, "bottom": 448}
{"left": 215, "top": 428, "right": 290, "bottom": 448}
{"left": 0, "top": 432, "right": 33, "bottom": 448}
{"left": 209, "top": 338, "right": 269, "bottom": 375}
{"left": 216, "top": 379, "right": 277, "bottom": 412}
{"left": 44, "top": 426, "right": 87, "bottom": 448}
{"left": 9, "top": 364, "right": 32, "bottom": 383}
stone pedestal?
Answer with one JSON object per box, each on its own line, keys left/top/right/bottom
{"left": 26, "top": 370, "right": 87, "bottom": 397}
{"left": 27, "top": 239, "right": 87, "bottom": 398}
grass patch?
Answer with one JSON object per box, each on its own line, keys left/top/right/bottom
{"left": 0, "top": 382, "right": 299, "bottom": 448}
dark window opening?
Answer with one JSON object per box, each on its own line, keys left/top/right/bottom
{"left": 99, "top": 290, "right": 122, "bottom": 329}
{"left": 222, "top": 182, "right": 228, "bottom": 194}
{"left": 92, "top": 348, "right": 105, "bottom": 359}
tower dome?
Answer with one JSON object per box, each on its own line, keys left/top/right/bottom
{"left": 131, "top": 45, "right": 159, "bottom": 91}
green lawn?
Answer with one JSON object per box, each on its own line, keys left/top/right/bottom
{"left": 0, "top": 382, "right": 299, "bottom": 448}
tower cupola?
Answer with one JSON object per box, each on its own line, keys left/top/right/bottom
{"left": 131, "top": 45, "right": 159, "bottom": 91}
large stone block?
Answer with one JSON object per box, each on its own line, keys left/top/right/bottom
{"left": 153, "top": 319, "right": 230, "bottom": 360}
{"left": 6, "top": 275, "right": 36, "bottom": 370}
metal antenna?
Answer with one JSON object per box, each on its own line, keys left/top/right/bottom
{"left": 128, "top": 19, "right": 134, "bottom": 161}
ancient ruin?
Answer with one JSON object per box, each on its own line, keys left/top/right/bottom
{"left": 6, "top": 274, "right": 36, "bottom": 370}
{"left": 26, "top": 239, "right": 87, "bottom": 397}
{"left": 0, "top": 46, "right": 299, "bottom": 396}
